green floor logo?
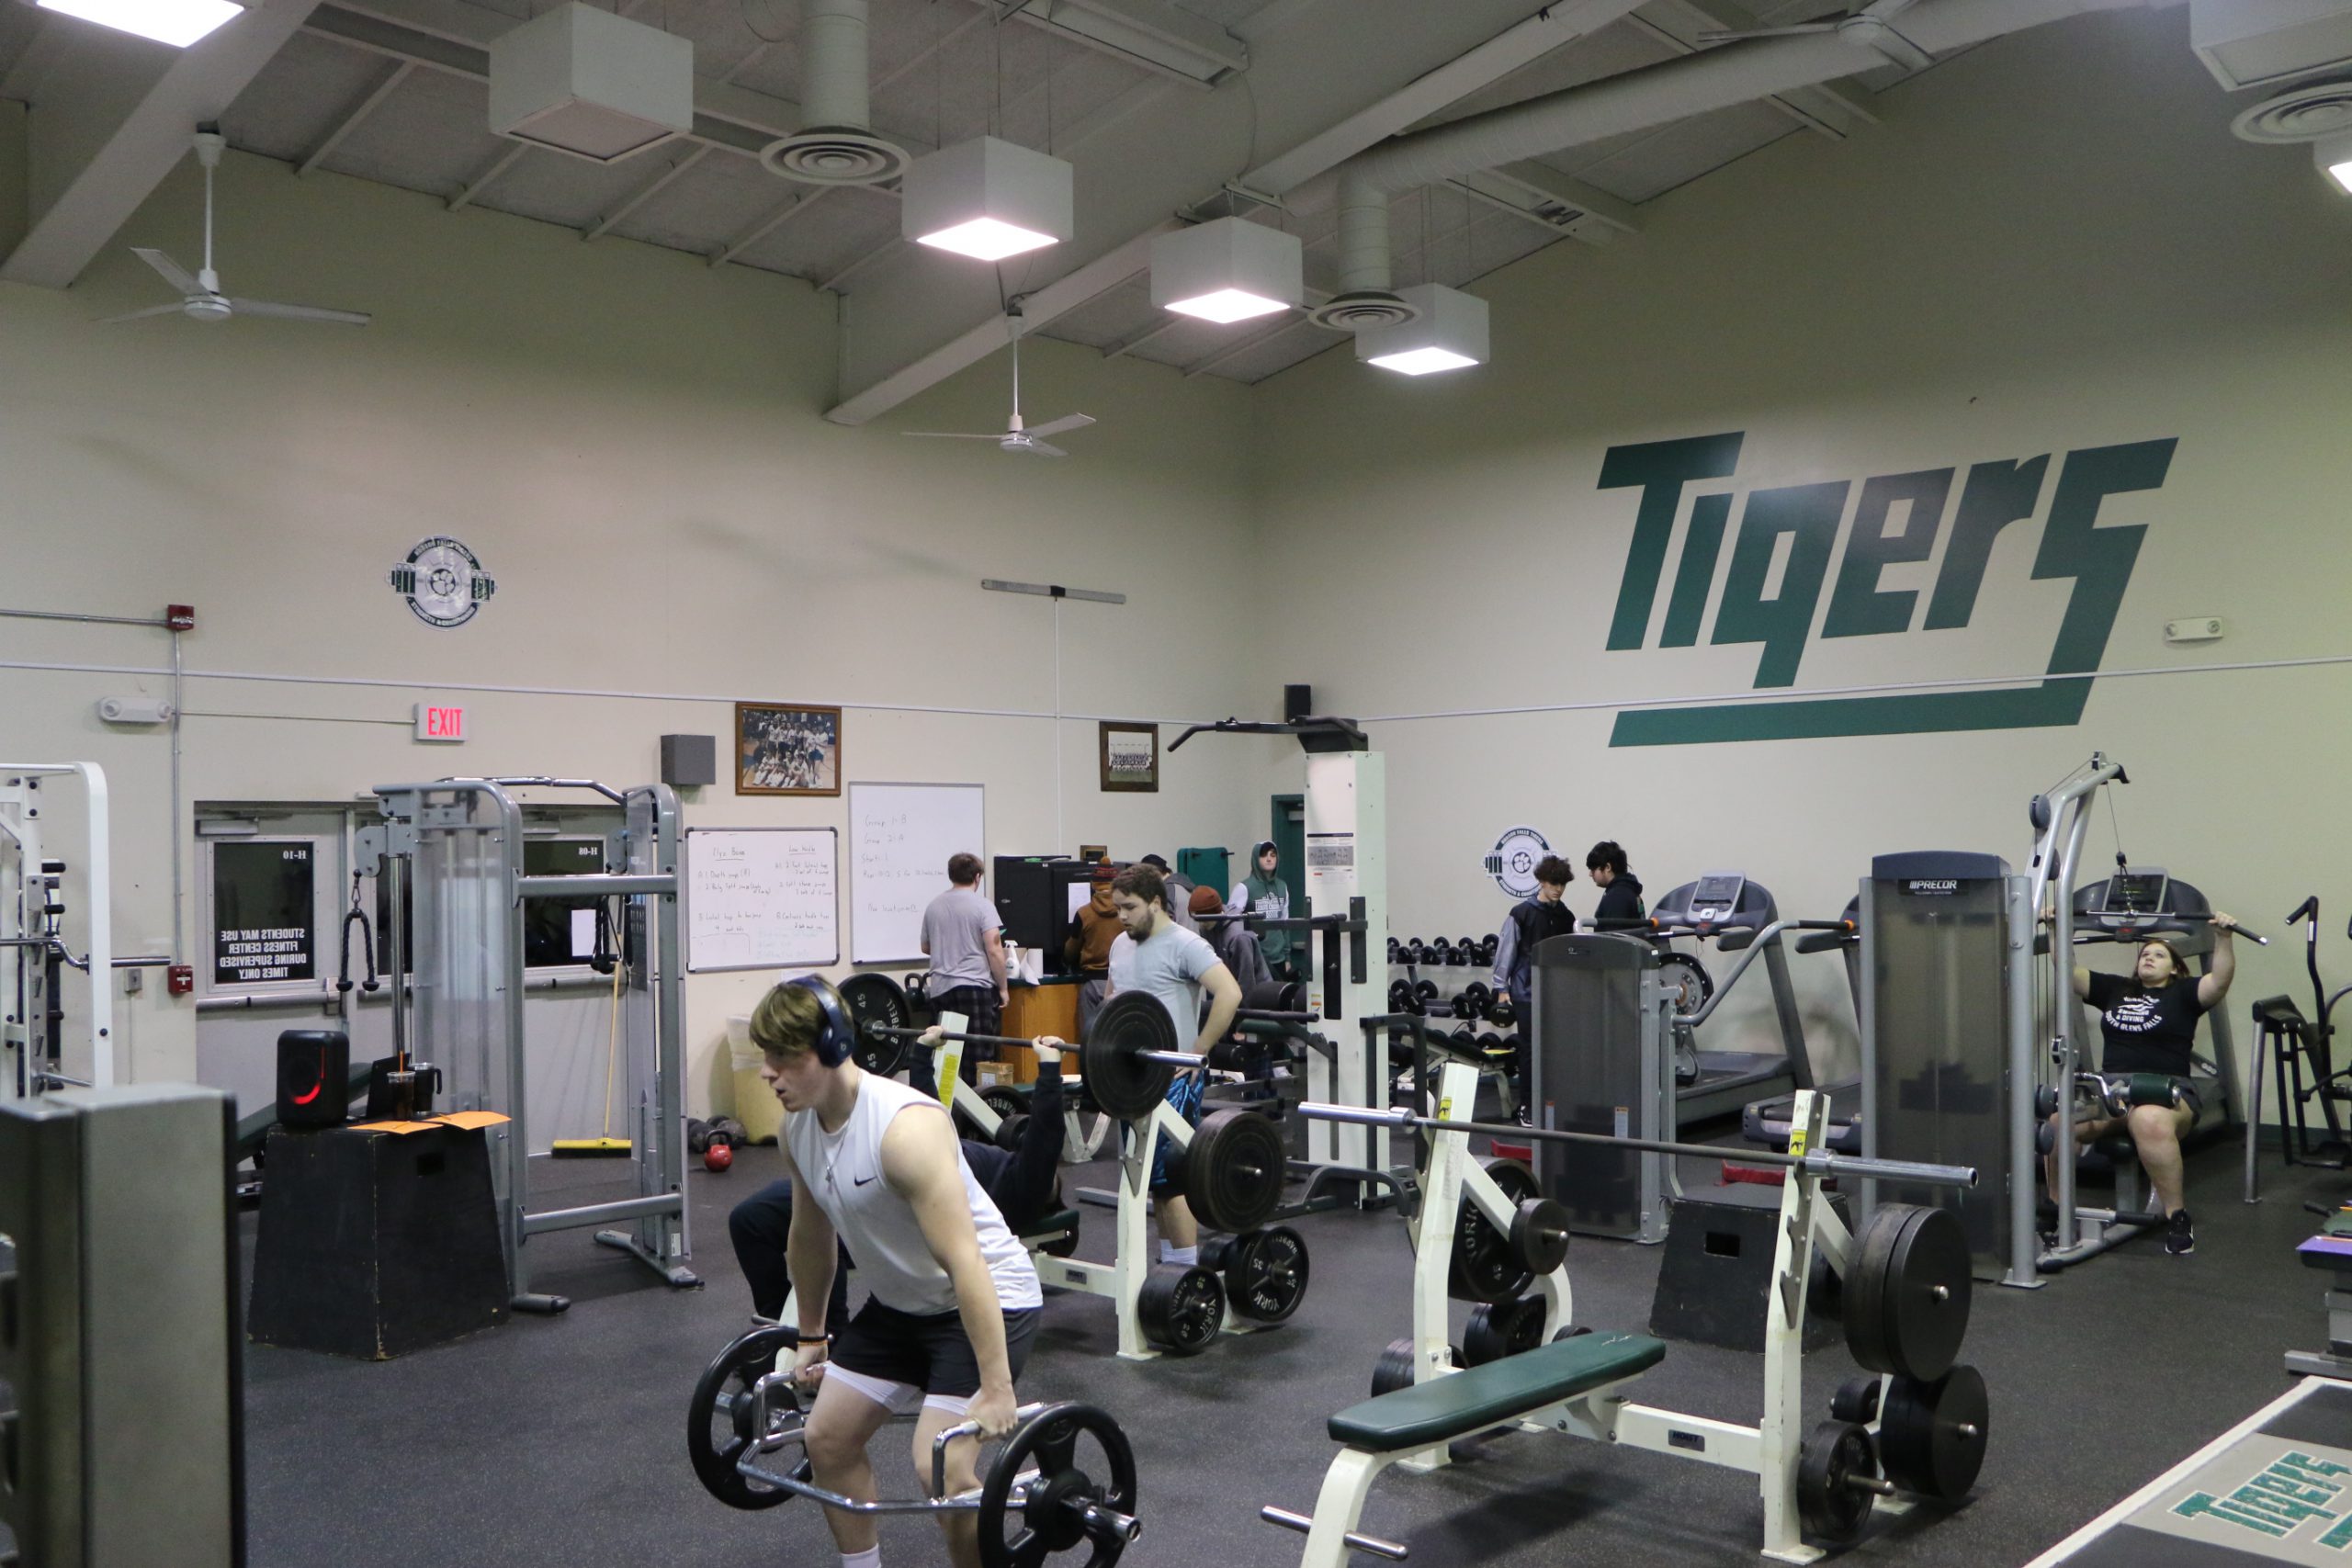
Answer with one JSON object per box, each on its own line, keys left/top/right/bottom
{"left": 1600, "top": 432, "right": 2176, "bottom": 747}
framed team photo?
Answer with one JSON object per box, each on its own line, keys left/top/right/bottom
{"left": 1099, "top": 721, "right": 1159, "bottom": 793}
{"left": 736, "top": 702, "right": 843, "bottom": 796}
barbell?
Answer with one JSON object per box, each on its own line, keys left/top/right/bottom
{"left": 1295, "top": 1101, "right": 1979, "bottom": 1191}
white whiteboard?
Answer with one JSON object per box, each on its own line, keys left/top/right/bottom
{"left": 850, "top": 783, "right": 985, "bottom": 964}
{"left": 684, "top": 828, "right": 839, "bottom": 973}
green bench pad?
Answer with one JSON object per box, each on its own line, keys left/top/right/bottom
{"left": 1328, "top": 1332, "right": 1666, "bottom": 1454}
{"left": 1026, "top": 1208, "right": 1081, "bottom": 1238}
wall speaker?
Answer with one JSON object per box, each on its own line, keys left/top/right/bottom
{"left": 1284, "top": 683, "right": 1312, "bottom": 721}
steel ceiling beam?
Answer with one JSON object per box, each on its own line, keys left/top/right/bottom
{"left": 297, "top": 57, "right": 411, "bottom": 175}
{"left": 1, "top": 0, "right": 325, "bottom": 288}
{"left": 583, "top": 144, "right": 709, "bottom": 241}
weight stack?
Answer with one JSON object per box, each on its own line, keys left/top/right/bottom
{"left": 248, "top": 1121, "right": 508, "bottom": 1359}
{"left": 1647, "top": 1184, "right": 1844, "bottom": 1353}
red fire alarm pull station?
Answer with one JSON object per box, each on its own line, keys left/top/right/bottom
{"left": 167, "top": 604, "right": 196, "bottom": 631}
{"left": 167, "top": 964, "right": 195, "bottom": 997}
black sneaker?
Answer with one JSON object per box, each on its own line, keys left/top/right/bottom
{"left": 2165, "top": 1209, "right": 2196, "bottom": 1257}
{"left": 1511, "top": 1104, "right": 1533, "bottom": 1128}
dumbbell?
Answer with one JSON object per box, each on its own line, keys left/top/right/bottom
{"left": 1404, "top": 938, "right": 1426, "bottom": 966}
{"left": 1487, "top": 992, "right": 1517, "bottom": 1028}
{"left": 1388, "top": 979, "right": 1418, "bottom": 1015}
{"left": 1455, "top": 982, "right": 1492, "bottom": 1021}
{"left": 1387, "top": 937, "right": 1401, "bottom": 964}
{"left": 1429, "top": 939, "right": 1455, "bottom": 966}
{"left": 1477, "top": 933, "right": 1499, "bottom": 966}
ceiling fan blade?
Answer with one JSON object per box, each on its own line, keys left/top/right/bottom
{"left": 1011, "top": 439, "right": 1069, "bottom": 458}
{"left": 130, "top": 247, "right": 200, "bottom": 295}
{"left": 904, "top": 431, "right": 1006, "bottom": 440}
{"left": 1023, "top": 413, "right": 1095, "bottom": 439}
{"left": 231, "top": 298, "right": 372, "bottom": 325}
{"left": 96, "top": 303, "right": 189, "bottom": 323}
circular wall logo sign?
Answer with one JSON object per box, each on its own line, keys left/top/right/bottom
{"left": 1483, "top": 826, "right": 1552, "bottom": 899}
{"left": 389, "top": 536, "right": 496, "bottom": 628}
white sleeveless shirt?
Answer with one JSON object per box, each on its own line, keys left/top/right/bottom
{"left": 785, "top": 1071, "right": 1042, "bottom": 1315}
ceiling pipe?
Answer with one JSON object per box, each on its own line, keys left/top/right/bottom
{"left": 1295, "top": 0, "right": 2165, "bottom": 214}
{"left": 1308, "top": 168, "right": 1421, "bottom": 330}
{"left": 761, "top": 0, "right": 911, "bottom": 185}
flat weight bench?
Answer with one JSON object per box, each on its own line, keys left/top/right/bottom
{"left": 1265, "top": 1332, "right": 1668, "bottom": 1562}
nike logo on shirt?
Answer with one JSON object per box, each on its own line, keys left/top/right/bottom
{"left": 854, "top": 1172, "right": 878, "bottom": 1186}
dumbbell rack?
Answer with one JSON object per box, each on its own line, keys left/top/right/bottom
{"left": 1385, "top": 942, "right": 1518, "bottom": 1113}
{"left": 1393, "top": 1068, "right": 1939, "bottom": 1562}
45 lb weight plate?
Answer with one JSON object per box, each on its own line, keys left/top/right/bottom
{"left": 1878, "top": 1363, "right": 1988, "bottom": 1502}
{"left": 1843, "top": 1204, "right": 1973, "bottom": 1382}
{"left": 1182, "top": 1110, "right": 1285, "bottom": 1235}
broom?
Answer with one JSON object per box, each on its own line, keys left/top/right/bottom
{"left": 551, "top": 931, "right": 631, "bottom": 1157}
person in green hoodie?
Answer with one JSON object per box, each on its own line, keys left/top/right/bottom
{"left": 1229, "top": 840, "right": 1295, "bottom": 979}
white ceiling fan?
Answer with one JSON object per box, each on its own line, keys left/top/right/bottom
{"left": 903, "top": 302, "right": 1093, "bottom": 458}
{"left": 1697, "top": 0, "right": 1935, "bottom": 71}
{"left": 100, "top": 129, "right": 373, "bottom": 328}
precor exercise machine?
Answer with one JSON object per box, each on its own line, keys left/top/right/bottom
{"left": 1857, "top": 756, "right": 2251, "bottom": 1285}
{"left": 363, "top": 776, "right": 695, "bottom": 1311}
{"left": 1528, "top": 897, "right": 1852, "bottom": 1241}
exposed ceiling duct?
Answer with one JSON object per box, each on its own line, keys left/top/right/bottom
{"left": 760, "top": 0, "right": 910, "bottom": 186}
{"left": 1289, "top": 0, "right": 2164, "bottom": 338}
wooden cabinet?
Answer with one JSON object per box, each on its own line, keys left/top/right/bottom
{"left": 997, "top": 983, "right": 1080, "bottom": 1084}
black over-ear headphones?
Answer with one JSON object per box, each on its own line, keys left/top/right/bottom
{"left": 784, "top": 975, "right": 857, "bottom": 1067}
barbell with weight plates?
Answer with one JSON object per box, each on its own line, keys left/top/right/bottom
{"left": 688, "top": 1325, "right": 1144, "bottom": 1566}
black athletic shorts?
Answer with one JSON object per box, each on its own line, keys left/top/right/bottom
{"left": 830, "top": 1298, "right": 1042, "bottom": 1399}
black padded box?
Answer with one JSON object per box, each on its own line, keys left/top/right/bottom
{"left": 248, "top": 1121, "right": 507, "bottom": 1359}
{"left": 1648, "top": 1183, "right": 1844, "bottom": 1353}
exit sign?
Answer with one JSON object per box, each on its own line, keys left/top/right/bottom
{"left": 413, "top": 703, "right": 468, "bottom": 742}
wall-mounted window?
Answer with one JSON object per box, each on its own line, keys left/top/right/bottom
{"left": 198, "top": 817, "right": 338, "bottom": 999}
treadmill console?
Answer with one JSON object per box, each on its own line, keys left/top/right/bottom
{"left": 2098, "top": 866, "right": 2171, "bottom": 917}
{"left": 1686, "top": 872, "right": 1747, "bottom": 926}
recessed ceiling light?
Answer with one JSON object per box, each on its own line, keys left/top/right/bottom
{"left": 912, "top": 217, "right": 1060, "bottom": 263}
{"left": 2317, "top": 131, "right": 2352, "bottom": 194}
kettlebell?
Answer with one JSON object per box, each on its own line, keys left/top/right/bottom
{"left": 704, "top": 1141, "right": 735, "bottom": 1174}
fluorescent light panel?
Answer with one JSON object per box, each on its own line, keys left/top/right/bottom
{"left": 914, "top": 218, "right": 1059, "bottom": 262}
{"left": 2319, "top": 132, "right": 2352, "bottom": 193}
{"left": 1356, "top": 283, "right": 1490, "bottom": 377}
{"left": 902, "top": 137, "right": 1073, "bottom": 263}
{"left": 1151, "top": 216, "right": 1302, "bottom": 325}
{"left": 38, "top": 0, "right": 242, "bottom": 46}
{"left": 1165, "top": 288, "right": 1289, "bottom": 323}
{"left": 1364, "top": 346, "right": 1480, "bottom": 377}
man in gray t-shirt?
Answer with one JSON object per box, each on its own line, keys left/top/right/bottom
{"left": 1104, "top": 863, "right": 1239, "bottom": 1267}
{"left": 922, "top": 853, "right": 1007, "bottom": 1070}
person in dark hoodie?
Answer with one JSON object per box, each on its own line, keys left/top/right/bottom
{"left": 1063, "top": 861, "right": 1122, "bottom": 1035}
{"left": 1191, "top": 883, "right": 1272, "bottom": 996}
{"left": 1490, "top": 855, "right": 1579, "bottom": 1123}
{"left": 1587, "top": 841, "right": 1645, "bottom": 925}
{"left": 1229, "top": 840, "right": 1295, "bottom": 979}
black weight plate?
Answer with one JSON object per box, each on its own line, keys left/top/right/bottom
{"left": 1809, "top": 1247, "right": 1842, "bottom": 1323}
{"left": 1223, "top": 1225, "right": 1310, "bottom": 1324}
{"left": 1137, "top": 1265, "right": 1225, "bottom": 1356}
{"left": 995, "top": 1113, "right": 1030, "bottom": 1155}
{"left": 980, "top": 1085, "right": 1026, "bottom": 1122}
{"left": 1462, "top": 1294, "right": 1546, "bottom": 1366}
{"left": 977, "top": 1401, "right": 1138, "bottom": 1568}
{"left": 1657, "top": 952, "right": 1713, "bottom": 1012}
{"left": 1843, "top": 1205, "right": 1919, "bottom": 1375}
{"left": 1510, "top": 1198, "right": 1571, "bottom": 1277}
{"left": 685, "top": 1325, "right": 806, "bottom": 1510}
{"left": 1183, "top": 1110, "right": 1285, "bottom": 1234}
{"left": 1450, "top": 1159, "right": 1540, "bottom": 1304}
{"left": 1081, "top": 991, "right": 1180, "bottom": 1121}
{"left": 1880, "top": 1206, "right": 1973, "bottom": 1382}
{"left": 1828, "top": 1376, "right": 1881, "bottom": 1425}
{"left": 1798, "top": 1420, "right": 1878, "bottom": 1545}
{"left": 1878, "top": 1364, "right": 1988, "bottom": 1502}
{"left": 1371, "top": 1337, "right": 1460, "bottom": 1396}
{"left": 837, "top": 973, "right": 912, "bottom": 1076}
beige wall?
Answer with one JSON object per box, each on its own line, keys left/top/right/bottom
{"left": 1245, "top": 7, "right": 2352, "bottom": 1084}
{"left": 0, "top": 145, "right": 1265, "bottom": 1116}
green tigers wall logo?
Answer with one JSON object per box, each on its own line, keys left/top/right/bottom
{"left": 1600, "top": 432, "right": 2176, "bottom": 746}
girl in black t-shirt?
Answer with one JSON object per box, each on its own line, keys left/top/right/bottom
{"left": 2045, "top": 918, "right": 2242, "bottom": 1257}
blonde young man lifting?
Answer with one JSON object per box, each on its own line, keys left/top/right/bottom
{"left": 752, "top": 977, "right": 1044, "bottom": 1568}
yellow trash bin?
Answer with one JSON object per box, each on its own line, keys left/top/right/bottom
{"left": 728, "top": 1014, "right": 783, "bottom": 1145}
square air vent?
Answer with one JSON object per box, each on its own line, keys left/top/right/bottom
{"left": 2190, "top": 0, "right": 2352, "bottom": 92}
{"left": 488, "top": 3, "right": 693, "bottom": 164}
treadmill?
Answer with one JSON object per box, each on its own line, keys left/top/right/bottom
{"left": 1648, "top": 874, "right": 1818, "bottom": 1122}
{"left": 1743, "top": 895, "right": 1863, "bottom": 1155}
